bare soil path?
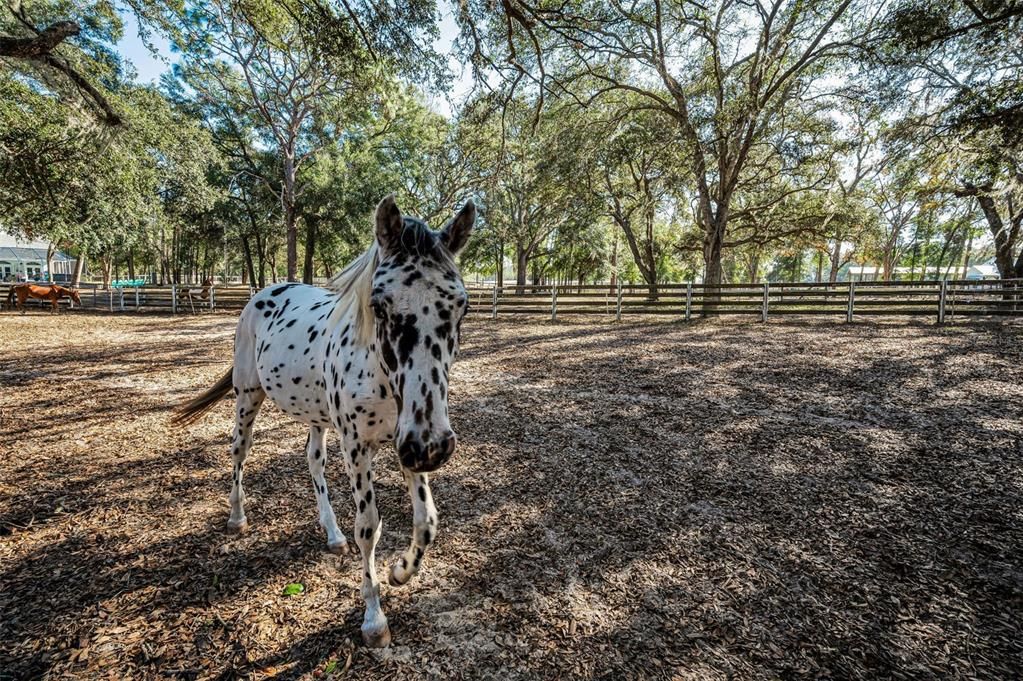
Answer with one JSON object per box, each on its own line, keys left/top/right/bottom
{"left": 1, "top": 313, "right": 1021, "bottom": 680}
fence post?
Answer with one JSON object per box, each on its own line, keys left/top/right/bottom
{"left": 171, "top": 284, "right": 177, "bottom": 314}
{"left": 685, "top": 282, "right": 693, "bottom": 321}
{"left": 938, "top": 279, "right": 947, "bottom": 325}
{"left": 210, "top": 285, "right": 216, "bottom": 313}
{"left": 134, "top": 287, "right": 140, "bottom": 311}
{"left": 551, "top": 283, "right": 558, "bottom": 321}
{"left": 846, "top": 282, "right": 855, "bottom": 323}
{"left": 119, "top": 288, "right": 125, "bottom": 312}
{"left": 615, "top": 281, "right": 623, "bottom": 322}
{"left": 762, "top": 283, "right": 769, "bottom": 322}
{"left": 108, "top": 289, "right": 113, "bottom": 312}
{"left": 491, "top": 285, "right": 498, "bottom": 319}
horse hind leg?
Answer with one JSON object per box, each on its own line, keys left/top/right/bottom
{"left": 305, "top": 426, "right": 349, "bottom": 553}
{"left": 389, "top": 469, "right": 438, "bottom": 587}
{"left": 228, "top": 382, "right": 264, "bottom": 531}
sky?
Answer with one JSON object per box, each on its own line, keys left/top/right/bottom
{"left": 114, "top": 6, "right": 475, "bottom": 117}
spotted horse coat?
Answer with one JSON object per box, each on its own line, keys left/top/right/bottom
{"left": 174, "top": 195, "right": 475, "bottom": 647}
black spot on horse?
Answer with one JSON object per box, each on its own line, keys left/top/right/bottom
{"left": 394, "top": 314, "right": 419, "bottom": 362}
{"left": 270, "top": 284, "right": 295, "bottom": 296}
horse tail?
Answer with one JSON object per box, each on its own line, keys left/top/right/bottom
{"left": 172, "top": 366, "right": 235, "bottom": 427}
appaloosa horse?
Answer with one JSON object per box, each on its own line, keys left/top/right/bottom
{"left": 174, "top": 196, "right": 474, "bottom": 647}
{"left": 7, "top": 284, "right": 82, "bottom": 313}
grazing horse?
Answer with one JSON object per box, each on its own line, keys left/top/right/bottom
{"left": 173, "top": 196, "right": 475, "bottom": 647}
{"left": 7, "top": 284, "right": 81, "bottom": 313}
{"left": 180, "top": 278, "right": 213, "bottom": 314}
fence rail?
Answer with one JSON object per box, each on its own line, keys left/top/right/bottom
{"left": 3, "top": 280, "right": 1022, "bottom": 323}
{"left": 468, "top": 280, "right": 1023, "bottom": 323}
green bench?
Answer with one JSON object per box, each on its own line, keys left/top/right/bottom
{"left": 111, "top": 279, "right": 147, "bottom": 288}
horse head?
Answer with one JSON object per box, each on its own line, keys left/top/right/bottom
{"left": 370, "top": 195, "right": 475, "bottom": 473}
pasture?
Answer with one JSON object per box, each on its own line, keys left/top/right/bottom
{"left": 1, "top": 313, "right": 1022, "bottom": 679}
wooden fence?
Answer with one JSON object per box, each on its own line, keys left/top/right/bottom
{"left": 468, "top": 280, "right": 1023, "bottom": 323}
{"left": 3, "top": 280, "right": 1022, "bottom": 323}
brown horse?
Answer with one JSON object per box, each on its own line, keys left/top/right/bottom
{"left": 180, "top": 278, "right": 213, "bottom": 314}
{"left": 6, "top": 284, "right": 82, "bottom": 313}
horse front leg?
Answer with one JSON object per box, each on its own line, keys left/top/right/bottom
{"left": 388, "top": 469, "right": 437, "bottom": 587}
{"left": 343, "top": 436, "right": 390, "bottom": 647}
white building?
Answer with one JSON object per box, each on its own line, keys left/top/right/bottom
{"left": 840, "top": 264, "right": 1002, "bottom": 282}
{"left": 0, "top": 235, "right": 79, "bottom": 282}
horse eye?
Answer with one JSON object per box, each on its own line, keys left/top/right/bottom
{"left": 372, "top": 302, "right": 387, "bottom": 320}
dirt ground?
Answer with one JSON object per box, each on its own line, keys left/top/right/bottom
{"left": 1, "top": 311, "right": 1022, "bottom": 680}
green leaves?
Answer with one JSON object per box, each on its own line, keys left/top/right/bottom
{"left": 282, "top": 582, "right": 304, "bottom": 596}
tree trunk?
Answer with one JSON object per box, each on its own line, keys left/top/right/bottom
{"left": 127, "top": 249, "right": 135, "bottom": 280}
{"left": 960, "top": 232, "right": 973, "bottom": 279}
{"left": 100, "top": 256, "right": 112, "bottom": 289}
{"left": 976, "top": 194, "right": 1023, "bottom": 278}
{"left": 71, "top": 251, "right": 86, "bottom": 287}
{"left": 615, "top": 218, "right": 658, "bottom": 296}
{"left": 283, "top": 152, "right": 299, "bottom": 282}
{"left": 515, "top": 243, "right": 528, "bottom": 292}
{"left": 609, "top": 234, "right": 618, "bottom": 294}
{"left": 702, "top": 215, "right": 725, "bottom": 315}
{"left": 302, "top": 214, "right": 317, "bottom": 284}
{"left": 829, "top": 240, "right": 843, "bottom": 282}
{"left": 46, "top": 243, "right": 55, "bottom": 282}
{"left": 748, "top": 249, "right": 761, "bottom": 284}
{"left": 256, "top": 232, "right": 267, "bottom": 289}
{"left": 241, "top": 235, "right": 256, "bottom": 288}
{"left": 495, "top": 239, "right": 504, "bottom": 288}
{"left": 702, "top": 217, "right": 725, "bottom": 286}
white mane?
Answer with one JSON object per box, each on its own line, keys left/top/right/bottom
{"left": 328, "top": 241, "right": 380, "bottom": 345}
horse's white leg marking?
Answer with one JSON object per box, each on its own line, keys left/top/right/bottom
{"left": 343, "top": 436, "right": 390, "bottom": 647}
{"left": 389, "top": 468, "right": 437, "bottom": 587}
{"left": 228, "top": 386, "right": 264, "bottom": 531}
{"left": 305, "top": 425, "right": 347, "bottom": 552}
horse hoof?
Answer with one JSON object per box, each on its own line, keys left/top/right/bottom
{"left": 362, "top": 625, "right": 392, "bottom": 648}
{"left": 387, "top": 565, "right": 408, "bottom": 587}
{"left": 227, "top": 518, "right": 248, "bottom": 533}
{"left": 327, "top": 540, "right": 351, "bottom": 555}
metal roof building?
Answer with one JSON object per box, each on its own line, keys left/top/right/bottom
{"left": 0, "top": 245, "right": 77, "bottom": 282}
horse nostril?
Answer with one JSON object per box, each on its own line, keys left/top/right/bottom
{"left": 398, "top": 439, "right": 425, "bottom": 468}
{"left": 439, "top": 432, "right": 457, "bottom": 457}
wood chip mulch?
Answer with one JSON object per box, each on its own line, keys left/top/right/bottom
{"left": 1, "top": 311, "right": 1022, "bottom": 680}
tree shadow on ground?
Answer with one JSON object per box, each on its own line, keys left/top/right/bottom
{"left": 2, "top": 317, "right": 1022, "bottom": 679}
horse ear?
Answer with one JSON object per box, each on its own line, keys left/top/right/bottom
{"left": 375, "top": 195, "right": 403, "bottom": 253}
{"left": 442, "top": 200, "right": 475, "bottom": 255}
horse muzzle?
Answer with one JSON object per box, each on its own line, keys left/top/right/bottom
{"left": 398, "top": 431, "right": 457, "bottom": 473}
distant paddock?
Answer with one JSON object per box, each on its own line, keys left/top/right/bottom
{"left": 1, "top": 314, "right": 1021, "bottom": 679}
